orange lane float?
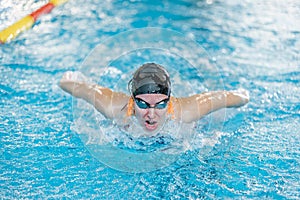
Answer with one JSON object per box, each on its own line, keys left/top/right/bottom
{"left": 0, "top": 0, "right": 68, "bottom": 44}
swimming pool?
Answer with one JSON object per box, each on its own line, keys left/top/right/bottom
{"left": 1, "top": 0, "right": 299, "bottom": 198}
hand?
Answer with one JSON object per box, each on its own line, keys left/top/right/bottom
{"left": 59, "top": 71, "right": 90, "bottom": 96}
{"left": 232, "top": 88, "right": 250, "bottom": 106}
{"left": 60, "top": 71, "right": 87, "bottom": 84}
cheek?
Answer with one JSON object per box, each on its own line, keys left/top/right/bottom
{"left": 155, "top": 109, "right": 167, "bottom": 118}
{"left": 134, "top": 106, "right": 146, "bottom": 118}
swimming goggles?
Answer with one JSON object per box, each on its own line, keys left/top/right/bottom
{"left": 134, "top": 97, "right": 169, "bottom": 109}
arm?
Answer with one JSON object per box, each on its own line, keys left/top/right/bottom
{"left": 175, "top": 89, "right": 249, "bottom": 123}
{"left": 59, "top": 71, "right": 129, "bottom": 119}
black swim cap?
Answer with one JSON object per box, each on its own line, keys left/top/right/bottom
{"left": 129, "top": 63, "right": 171, "bottom": 97}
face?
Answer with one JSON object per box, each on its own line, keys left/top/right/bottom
{"left": 134, "top": 93, "right": 169, "bottom": 132}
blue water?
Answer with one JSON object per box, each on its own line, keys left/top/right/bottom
{"left": 1, "top": 0, "right": 299, "bottom": 199}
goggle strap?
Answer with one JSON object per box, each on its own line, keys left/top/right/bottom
{"left": 126, "top": 97, "right": 134, "bottom": 117}
{"left": 167, "top": 97, "right": 175, "bottom": 120}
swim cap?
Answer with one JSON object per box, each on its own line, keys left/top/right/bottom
{"left": 130, "top": 63, "right": 171, "bottom": 97}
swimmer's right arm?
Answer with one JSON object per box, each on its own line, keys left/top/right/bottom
{"left": 59, "top": 71, "right": 129, "bottom": 119}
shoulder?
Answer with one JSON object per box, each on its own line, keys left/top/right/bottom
{"left": 110, "top": 91, "right": 130, "bottom": 105}
{"left": 107, "top": 90, "right": 131, "bottom": 119}
{"left": 171, "top": 95, "right": 198, "bottom": 110}
{"left": 170, "top": 94, "right": 211, "bottom": 123}
{"left": 92, "top": 85, "right": 131, "bottom": 119}
{"left": 170, "top": 96, "right": 192, "bottom": 123}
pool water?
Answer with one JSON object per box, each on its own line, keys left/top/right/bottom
{"left": 1, "top": 0, "right": 299, "bottom": 199}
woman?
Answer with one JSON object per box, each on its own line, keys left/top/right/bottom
{"left": 60, "top": 63, "right": 249, "bottom": 133}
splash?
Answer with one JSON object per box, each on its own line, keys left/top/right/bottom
{"left": 71, "top": 28, "right": 226, "bottom": 173}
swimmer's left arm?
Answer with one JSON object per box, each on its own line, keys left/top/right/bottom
{"left": 177, "top": 89, "right": 250, "bottom": 123}
{"left": 209, "top": 89, "right": 250, "bottom": 108}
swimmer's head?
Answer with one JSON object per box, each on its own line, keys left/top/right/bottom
{"left": 128, "top": 63, "right": 173, "bottom": 132}
{"left": 129, "top": 63, "right": 171, "bottom": 97}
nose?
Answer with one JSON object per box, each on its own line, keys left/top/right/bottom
{"left": 147, "top": 108, "right": 155, "bottom": 119}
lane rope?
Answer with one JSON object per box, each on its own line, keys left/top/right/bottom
{"left": 0, "top": 0, "right": 68, "bottom": 44}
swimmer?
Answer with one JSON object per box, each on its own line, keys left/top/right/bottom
{"left": 59, "top": 63, "right": 249, "bottom": 133}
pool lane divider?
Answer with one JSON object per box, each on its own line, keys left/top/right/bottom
{"left": 0, "top": 0, "right": 68, "bottom": 44}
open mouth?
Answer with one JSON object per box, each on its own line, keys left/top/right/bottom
{"left": 145, "top": 120, "right": 158, "bottom": 131}
{"left": 146, "top": 120, "right": 156, "bottom": 125}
